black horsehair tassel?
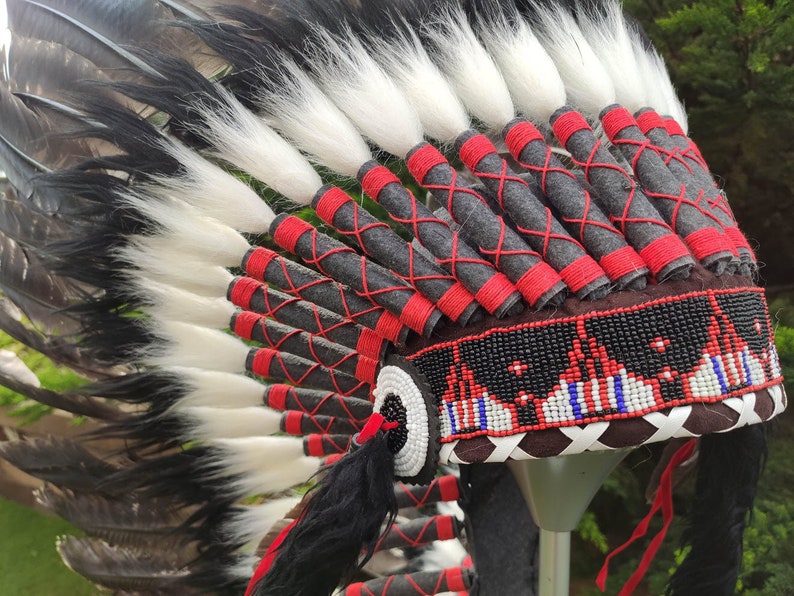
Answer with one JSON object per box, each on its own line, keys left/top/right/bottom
{"left": 251, "top": 414, "right": 398, "bottom": 596}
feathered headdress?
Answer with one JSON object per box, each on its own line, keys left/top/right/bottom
{"left": 0, "top": 0, "right": 784, "bottom": 594}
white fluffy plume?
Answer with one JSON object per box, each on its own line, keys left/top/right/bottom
{"left": 209, "top": 437, "right": 320, "bottom": 496}
{"left": 368, "top": 24, "right": 470, "bottom": 143}
{"left": 165, "top": 367, "right": 267, "bottom": 411}
{"left": 120, "top": 191, "right": 253, "bottom": 267}
{"left": 630, "top": 33, "right": 689, "bottom": 132}
{"left": 577, "top": 2, "right": 649, "bottom": 114}
{"left": 223, "top": 499, "right": 302, "bottom": 546}
{"left": 117, "top": 240, "right": 235, "bottom": 297}
{"left": 258, "top": 58, "right": 374, "bottom": 177}
{"left": 128, "top": 278, "right": 235, "bottom": 329}
{"left": 532, "top": 3, "right": 616, "bottom": 117}
{"left": 188, "top": 85, "right": 323, "bottom": 203}
{"left": 306, "top": 28, "right": 425, "bottom": 156}
{"left": 424, "top": 4, "right": 515, "bottom": 131}
{"left": 474, "top": 4, "right": 566, "bottom": 124}
{"left": 180, "top": 406, "right": 283, "bottom": 440}
{"left": 147, "top": 321, "right": 250, "bottom": 373}
{"left": 153, "top": 140, "right": 276, "bottom": 233}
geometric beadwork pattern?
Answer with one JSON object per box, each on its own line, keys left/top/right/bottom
{"left": 439, "top": 384, "right": 786, "bottom": 463}
{"left": 408, "top": 287, "right": 783, "bottom": 445}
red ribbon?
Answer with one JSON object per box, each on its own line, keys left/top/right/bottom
{"left": 245, "top": 518, "right": 299, "bottom": 596}
{"left": 354, "top": 412, "right": 399, "bottom": 446}
{"left": 597, "top": 439, "right": 697, "bottom": 594}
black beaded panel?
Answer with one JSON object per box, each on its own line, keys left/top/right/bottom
{"left": 408, "top": 287, "right": 782, "bottom": 442}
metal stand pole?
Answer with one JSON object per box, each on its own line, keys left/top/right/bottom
{"left": 508, "top": 449, "right": 632, "bottom": 596}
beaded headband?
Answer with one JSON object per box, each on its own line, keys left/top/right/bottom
{"left": 0, "top": 0, "right": 785, "bottom": 595}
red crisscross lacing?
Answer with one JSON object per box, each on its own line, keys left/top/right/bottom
{"left": 345, "top": 567, "right": 470, "bottom": 596}
{"left": 305, "top": 433, "right": 353, "bottom": 456}
{"left": 244, "top": 247, "right": 406, "bottom": 343}
{"left": 361, "top": 165, "right": 519, "bottom": 314}
{"left": 229, "top": 276, "right": 387, "bottom": 359}
{"left": 407, "top": 145, "right": 563, "bottom": 305}
{"left": 249, "top": 348, "right": 370, "bottom": 398}
{"left": 265, "top": 384, "right": 371, "bottom": 427}
{"left": 459, "top": 135, "right": 605, "bottom": 294}
{"left": 395, "top": 475, "right": 460, "bottom": 507}
{"left": 232, "top": 311, "right": 377, "bottom": 384}
{"left": 601, "top": 108, "right": 733, "bottom": 262}
{"left": 375, "top": 515, "right": 458, "bottom": 552}
{"left": 281, "top": 410, "right": 361, "bottom": 436}
{"left": 407, "top": 145, "right": 541, "bottom": 270}
{"left": 505, "top": 121, "right": 631, "bottom": 245}
{"left": 552, "top": 111, "right": 692, "bottom": 277}
{"left": 635, "top": 110, "right": 695, "bottom": 174}
{"left": 272, "top": 215, "right": 436, "bottom": 335}
{"left": 505, "top": 121, "right": 646, "bottom": 283}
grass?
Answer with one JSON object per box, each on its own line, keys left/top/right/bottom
{"left": 0, "top": 498, "right": 99, "bottom": 595}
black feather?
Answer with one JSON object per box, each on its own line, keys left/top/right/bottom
{"left": 0, "top": 436, "right": 122, "bottom": 493}
{"left": 36, "top": 487, "right": 189, "bottom": 551}
{"left": 667, "top": 425, "right": 767, "bottom": 595}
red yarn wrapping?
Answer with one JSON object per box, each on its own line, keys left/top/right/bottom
{"left": 228, "top": 275, "right": 259, "bottom": 308}
{"left": 725, "top": 226, "right": 754, "bottom": 254}
{"left": 473, "top": 273, "right": 521, "bottom": 314}
{"left": 356, "top": 330, "right": 387, "bottom": 363}
{"left": 244, "top": 247, "right": 278, "bottom": 280}
{"left": 283, "top": 410, "right": 306, "bottom": 436}
{"left": 635, "top": 110, "right": 667, "bottom": 135}
{"left": 684, "top": 227, "right": 735, "bottom": 262}
{"left": 504, "top": 120, "right": 544, "bottom": 154}
{"left": 265, "top": 384, "right": 291, "bottom": 411}
{"left": 314, "top": 186, "right": 352, "bottom": 222}
{"left": 601, "top": 106, "right": 636, "bottom": 140}
{"left": 360, "top": 165, "right": 399, "bottom": 200}
{"left": 552, "top": 110, "right": 590, "bottom": 147}
{"left": 596, "top": 439, "right": 697, "bottom": 595}
{"left": 272, "top": 215, "right": 313, "bottom": 253}
{"left": 375, "top": 312, "right": 407, "bottom": 344}
{"left": 406, "top": 144, "right": 447, "bottom": 182}
{"left": 557, "top": 255, "right": 606, "bottom": 293}
{"left": 231, "top": 311, "right": 258, "bottom": 341}
{"left": 354, "top": 357, "right": 379, "bottom": 386}
{"left": 598, "top": 245, "right": 647, "bottom": 282}
{"left": 305, "top": 433, "right": 352, "bottom": 457}
{"left": 434, "top": 282, "right": 474, "bottom": 322}
{"left": 514, "top": 262, "right": 563, "bottom": 306}
{"left": 638, "top": 234, "right": 692, "bottom": 277}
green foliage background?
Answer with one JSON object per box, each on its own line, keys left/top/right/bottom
{"left": 626, "top": 0, "right": 794, "bottom": 287}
